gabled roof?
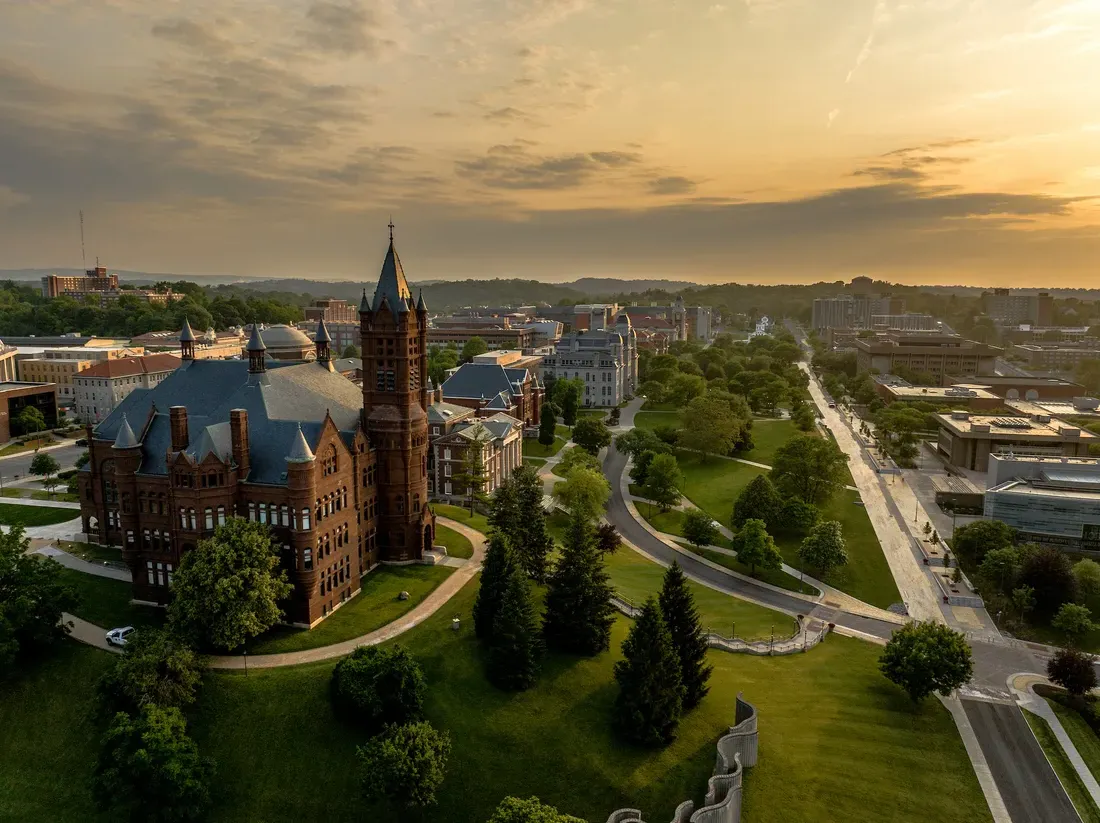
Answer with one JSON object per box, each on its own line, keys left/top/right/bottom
{"left": 484, "top": 391, "right": 512, "bottom": 411}
{"left": 372, "top": 239, "right": 413, "bottom": 317}
{"left": 94, "top": 359, "right": 364, "bottom": 485}
{"left": 428, "top": 401, "right": 475, "bottom": 424}
{"left": 448, "top": 412, "right": 523, "bottom": 443}
{"left": 440, "top": 362, "right": 531, "bottom": 400}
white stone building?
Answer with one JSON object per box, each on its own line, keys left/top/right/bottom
{"left": 430, "top": 412, "right": 525, "bottom": 502}
{"left": 74, "top": 353, "right": 182, "bottom": 423}
{"left": 540, "top": 314, "right": 638, "bottom": 407}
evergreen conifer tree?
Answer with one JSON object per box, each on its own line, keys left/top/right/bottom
{"left": 473, "top": 533, "right": 515, "bottom": 639}
{"left": 658, "top": 562, "right": 712, "bottom": 710}
{"left": 613, "top": 597, "right": 685, "bottom": 745}
{"left": 538, "top": 404, "right": 557, "bottom": 447}
{"left": 543, "top": 514, "right": 616, "bottom": 655}
{"left": 488, "top": 562, "right": 544, "bottom": 690}
{"left": 488, "top": 474, "right": 520, "bottom": 536}
{"left": 512, "top": 464, "right": 554, "bottom": 582}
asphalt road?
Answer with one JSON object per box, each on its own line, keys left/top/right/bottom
{"left": 962, "top": 699, "right": 1081, "bottom": 823}
{"left": 602, "top": 444, "right": 898, "bottom": 640}
{"left": 0, "top": 443, "right": 86, "bottom": 483}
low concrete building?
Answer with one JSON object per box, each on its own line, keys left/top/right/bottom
{"left": 18, "top": 356, "right": 94, "bottom": 406}
{"left": 940, "top": 375, "right": 1085, "bottom": 401}
{"left": 983, "top": 455, "right": 1100, "bottom": 550}
{"left": 427, "top": 325, "right": 533, "bottom": 351}
{"left": 0, "top": 381, "right": 59, "bottom": 443}
{"left": 872, "top": 375, "right": 1002, "bottom": 410}
{"left": 855, "top": 332, "right": 1001, "bottom": 378}
{"left": 131, "top": 328, "right": 244, "bottom": 360}
{"left": 299, "top": 320, "right": 359, "bottom": 354}
{"left": 1013, "top": 343, "right": 1100, "bottom": 372}
{"left": 74, "top": 353, "right": 183, "bottom": 423}
{"left": 935, "top": 410, "right": 1095, "bottom": 472}
{"left": 0, "top": 341, "right": 17, "bottom": 383}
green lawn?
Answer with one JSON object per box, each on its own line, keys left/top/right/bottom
{"left": 740, "top": 419, "right": 799, "bottom": 465}
{"left": 634, "top": 410, "right": 682, "bottom": 432}
{"left": 435, "top": 524, "right": 474, "bottom": 559}
{"left": 523, "top": 456, "right": 547, "bottom": 468}
{"left": 552, "top": 446, "right": 578, "bottom": 478}
{"left": 31, "top": 490, "right": 80, "bottom": 503}
{"left": 55, "top": 566, "right": 165, "bottom": 630}
{"left": 604, "top": 548, "right": 794, "bottom": 640}
{"left": 639, "top": 400, "right": 681, "bottom": 411}
{"left": 0, "top": 502, "right": 81, "bottom": 527}
{"left": 58, "top": 540, "right": 123, "bottom": 564}
{"left": 1024, "top": 709, "right": 1100, "bottom": 823}
{"left": 676, "top": 543, "right": 820, "bottom": 598}
{"left": 1, "top": 581, "right": 991, "bottom": 823}
{"left": 0, "top": 436, "right": 57, "bottom": 456}
{"left": 248, "top": 565, "right": 455, "bottom": 654}
{"left": 523, "top": 435, "right": 568, "bottom": 458}
{"left": 0, "top": 488, "right": 25, "bottom": 498}
{"left": 671, "top": 452, "right": 900, "bottom": 609}
{"left": 1042, "top": 690, "right": 1100, "bottom": 784}
{"left": 434, "top": 503, "right": 490, "bottom": 535}
{"left": 577, "top": 409, "right": 608, "bottom": 420}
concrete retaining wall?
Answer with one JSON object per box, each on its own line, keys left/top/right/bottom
{"left": 605, "top": 695, "right": 759, "bottom": 823}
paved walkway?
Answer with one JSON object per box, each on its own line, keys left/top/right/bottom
{"left": 0, "top": 437, "right": 81, "bottom": 462}
{"left": 36, "top": 545, "right": 130, "bottom": 581}
{"left": 1012, "top": 672, "right": 1100, "bottom": 806}
{"left": 51, "top": 517, "right": 488, "bottom": 669}
{"left": 0, "top": 495, "right": 81, "bottom": 509}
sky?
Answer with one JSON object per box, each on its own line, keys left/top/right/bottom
{"left": 1, "top": 0, "right": 1099, "bottom": 286}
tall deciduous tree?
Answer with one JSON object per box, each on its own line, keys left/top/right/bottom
{"left": 770, "top": 434, "right": 849, "bottom": 505}
{"left": 613, "top": 597, "right": 685, "bottom": 745}
{"left": 798, "top": 520, "right": 848, "bottom": 578}
{"left": 879, "top": 621, "right": 973, "bottom": 702}
{"left": 734, "top": 518, "right": 783, "bottom": 576}
{"left": 682, "top": 508, "right": 719, "bottom": 550}
{"left": 330, "top": 644, "right": 427, "bottom": 733}
{"left": 93, "top": 705, "right": 214, "bottom": 822}
{"left": 453, "top": 426, "right": 491, "bottom": 514}
{"left": 543, "top": 514, "right": 616, "bottom": 656}
{"left": 658, "top": 563, "right": 712, "bottom": 710}
{"left": 731, "top": 474, "right": 781, "bottom": 530}
{"left": 952, "top": 520, "right": 1015, "bottom": 566}
{"left": 552, "top": 466, "right": 610, "bottom": 524}
{"left": 488, "top": 562, "right": 544, "bottom": 691}
{"left": 473, "top": 533, "right": 516, "bottom": 639}
{"left": 461, "top": 336, "right": 489, "bottom": 362}
{"left": 596, "top": 522, "right": 621, "bottom": 555}
{"left": 29, "top": 452, "right": 61, "bottom": 498}
{"left": 572, "top": 418, "right": 611, "bottom": 455}
{"left": 642, "top": 453, "right": 682, "bottom": 513}
{"left": 167, "top": 518, "right": 292, "bottom": 652}
{"left": 1018, "top": 545, "right": 1076, "bottom": 618}
{"left": 1052, "top": 603, "right": 1094, "bottom": 643}
{"left": 357, "top": 721, "right": 451, "bottom": 808}
{"left": 677, "top": 394, "right": 739, "bottom": 461}
{"left": 96, "top": 628, "right": 203, "bottom": 718}
{"left": 0, "top": 524, "right": 78, "bottom": 668}
{"left": 1047, "top": 648, "right": 1098, "bottom": 696}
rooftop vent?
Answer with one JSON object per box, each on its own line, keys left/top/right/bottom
{"left": 951, "top": 411, "right": 970, "bottom": 421}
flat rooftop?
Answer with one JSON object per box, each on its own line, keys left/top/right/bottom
{"left": 886, "top": 385, "right": 1000, "bottom": 402}
{"left": 1005, "top": 399, "right": 1100, "bottom": 420}
{"left": 937, "top": 412, "right": 1097, "bottom": 440}
{"left": 948, "top": 375, "right": 1083, "bottom": 388}
{"left": 0, "top": 381, "right": 56, "bottom": 392}
{"left": 988, "top": 479, "right": 1100, "bottom": 501}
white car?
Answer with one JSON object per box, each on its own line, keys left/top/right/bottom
{"left": 106, "top": 626, "right": 135, "bottom": 647}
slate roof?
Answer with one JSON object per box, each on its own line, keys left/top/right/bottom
{"left": 440, "top": 363, "right": 531, "bottom": 400}
{"left": 428, "top": 402, "right": 475, "bottom": 424}
{"left": 92, "top": 359, "right": 364, "bottom": 485}
{"left": 372, "top": 239, "right": 413, "bottom": 317}
{"left": 484, "top": 391, "right": 512, "bottom": 411}
{"left": 447, "top": 412, "right": 523, "bottom": 443}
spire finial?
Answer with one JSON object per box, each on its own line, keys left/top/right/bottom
{"left": 388, "top": 216, "right": 394, "bottom": 242}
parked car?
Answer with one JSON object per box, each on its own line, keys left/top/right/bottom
{"left": 75, "top": 438, "right": 88, "bottom": 447}
{"left": 105, "top": 626, "right": 135, "bottom": 647}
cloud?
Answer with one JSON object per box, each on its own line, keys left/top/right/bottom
{"left": 827, "top": 108, "right": 840, "bottom": 127}
{"left": 456, "top": 144, "right": 644, "bottom": 190}
{"left": 846, "top": 0, "right": 888, "bottom": 83}
{"left": 0, "top": 185, "right": 28, "bottom": 210}
{"left": 853, "top": 143, "right": 976, "bottom": 181}
{"left": 303, "top": 1, "right": 390, "bottom": 56}
{"left": 649, "top": 176, "right": 698, "bottom": 195}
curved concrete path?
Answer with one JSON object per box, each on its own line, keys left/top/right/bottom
{"left": 56, "top": 516, "right": 486, "bottom": 669}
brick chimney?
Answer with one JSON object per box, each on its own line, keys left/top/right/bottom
{"left": 230, "top": 409, "right": 250, "bottom": 478}
{"left": 169, "top": 406, "right": 189, "bottom": 452}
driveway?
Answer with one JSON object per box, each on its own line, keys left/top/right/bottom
{"left": 962, "top": 699, "right": 1081, "bottom": 823}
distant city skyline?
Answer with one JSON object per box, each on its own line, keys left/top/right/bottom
{"left": 1, "top": 0, "right": 1098, "bottom": 286}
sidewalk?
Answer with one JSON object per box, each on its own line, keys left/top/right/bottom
{"left": 0, "top": 438, "right": 80, "bottom": 462}
{"left": 1012, "top": 673, "right": 1100, "bottom": 807}
{"left": 0, "top": 495, "right": 81, "bottom": 510}
{"left": 36, "top": 545, "right": 130, "bottom": 581}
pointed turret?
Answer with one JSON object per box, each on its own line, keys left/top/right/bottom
{"left": 359, "top": 288, "right": 371, "bottom": 314}
{"left": 112, "top": 414, "right": 139, "bottom": 449}
{"left": 315, "top": 318, "right": 332, "bottom": 364}
{"left": 371, "top": 230, "right": 412, "bottom": 318}
{"left": 179, "top": 318, "right": 196, "bottom": 361}
{"left": 286, "top": 424, "right": 315, "bottom": 463}
{"left": 247, "top": 325, "right": 267, "bottom": 374}
{"left": 416, "top": 289, "right": 427, "bottom": 314}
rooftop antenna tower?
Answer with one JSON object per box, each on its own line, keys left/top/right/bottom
{"left": 79, "top": 210, "right": 87, "bottom": 268}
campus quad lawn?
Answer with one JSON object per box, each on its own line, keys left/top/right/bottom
{"left": 675, "top": 543, "right": 821, "bottom": 598}
{"left": 603, "top": 547, "right": 794, "bottom": 640}
{"left": 633, "top": 410, "right": 682, "bottom": 432}
{"left": 2, "top": 584, "right": 992, "bottom": 823}
{"left": 434, "top": 503, "right": 490, "bottom": 536}
{"left": 1024, "top": 710, "right": 1100, "bottom": 823}
{"left": 631, "top": 417, "right": 797, "bottom": 467}
{"left": 672, "top": 452, "right": 900, "bottom": 609}
{"left": 523, "top": 456, "right": 547, "bottom": 468}
{"left": 1046, "top": 695, "right": 1100, "bottom": 783}
{"left": 577, "top": 409, "right": 608, "bottom": 421}
{"left": 248, "top": 565, "right": 454, "bottom": 654}
{"left": 57, "top": 540, "right": 123, "bottom": 564}
{"left": 0, "top": 502, "right": 81, "bottom": 527}
{"left": 522, "top": 424, "right": 572, "bottom": 459}
{"left": 434, "top": 523, "right": 474, "bottom": 559}
{"left": 54, "top": 566, "right": 165, "bottom": 630}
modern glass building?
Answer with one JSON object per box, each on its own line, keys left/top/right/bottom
{"left": 984, "top": 470, "right": 1100, "bottom": 551}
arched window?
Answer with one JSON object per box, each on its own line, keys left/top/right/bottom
{"left": 217, "top": 506, "right": 226, "bottom": 526}
{"left": 302, "top": 508, "right": 311, "bottom": 530}
{"left": 258, "top": 503, "right": 268, "bottom": 525}
{"left": 180, "top": 508, "right": 188, "bottom": 529}
{"left": 204, "top": 508, "right": 214, "bottom": 530}
{"left": 188, "top": 509, "right": 197, "bottom": 530}
{"left": 323, "top": 445, "right": 338, "bottom": 476}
